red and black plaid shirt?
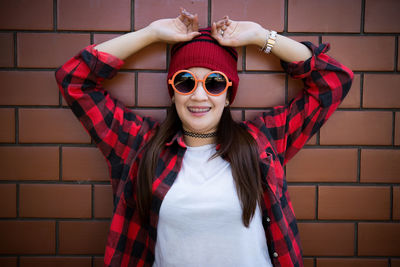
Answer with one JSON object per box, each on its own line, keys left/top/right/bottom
{"left": 56, "top": 42, "right": 353, "bottom": 267}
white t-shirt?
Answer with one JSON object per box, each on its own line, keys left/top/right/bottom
{"left": 153, "top": 144, "right": 273, "bottom": 267}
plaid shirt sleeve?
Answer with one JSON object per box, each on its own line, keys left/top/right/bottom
{"left": 55, "top": 45, "right": 158, "bottom": 193}
{"left": 246, "top": 42, "right": 354, "bottom": 165}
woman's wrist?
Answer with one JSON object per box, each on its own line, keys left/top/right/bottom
{"left": 255, "top": 28, "right": 270, "bottom": 48}
{"left": 141, "top": 24, "right": 159, "bottom": 44}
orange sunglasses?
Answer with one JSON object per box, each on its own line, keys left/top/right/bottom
{"left": 168, "top": 70, "right": 232, "bottom": 96}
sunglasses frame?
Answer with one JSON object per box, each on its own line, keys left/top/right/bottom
{"left": 168, "top": 70, "right": 232, "bottom": 96}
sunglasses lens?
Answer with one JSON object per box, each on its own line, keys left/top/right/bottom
{"left": 205, "top": 73, "right": 227, "bottom": 95}
{"left": 174, "top": 72, "right": 195, "bottom": 94}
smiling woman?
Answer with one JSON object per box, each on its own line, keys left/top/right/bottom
{"left": 55, "top": 8, "right": 353, "bottom": 267}
{"left": 173, "top": 67, "right": 229, "bottom": 141}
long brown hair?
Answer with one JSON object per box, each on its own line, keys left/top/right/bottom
{"left": 137, "top": 104, "right": 263, "bottom": 227}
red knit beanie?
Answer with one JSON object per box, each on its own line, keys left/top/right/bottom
{"left": 167, "top": 28, "right": 239, "bottom": 103}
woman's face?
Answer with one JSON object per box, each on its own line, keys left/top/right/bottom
{"left": 173, "top": 67, "right": 229, "bottom": 134}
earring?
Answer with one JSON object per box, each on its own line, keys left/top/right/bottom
{"left": 225, "top": 100, "right": 229, "bottom": 107}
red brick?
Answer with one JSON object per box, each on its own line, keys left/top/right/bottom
{"left": 361, "top": 149, "right": 400, "bottom": 183}
{"left": 305, "top": 134, "right": 317, "bottom": 146}
{"left": 0, "top": 147, "right": 59, "bottom": 180}
{"left": 19, "top": 108, "right": 90, "bottom": 144}
{"left": 288, "top": 186, "right": 315, "bottom": 219}
{"left": 212, "top": 0, "right": 284, "bottom": 32}
{"left": 20, "top": 257, "right": 91, "bottom": 267}
{"left": 286, "top": 149, "right": 358, "bottom": 182}
{"left": 231, "top": 109, "right": 243, "bottom": 122}
{"left": 17, "top": 33, "right": 90, "bottom": 68}
{"left": 0, "top": 108, "right": 15, "bottom": 143}
{"left": 0, "top": 184, "right": 16, "bottom": 217}
{"left": 340, "top": 74, "right": 360, "bottom": 108}
{"left": 236, "top": 47, "right": 243, "bottom": 72}
{"left": 232, "top": 74, "right": 285, "bottom": 108}
{"left": 393, "top": 186, "right": 400, "bottom": 220}
{"left": 135, "top": 0, "right": 208, "bottom": 30}
{"left": 133, "top": 109, "right": 167, "bottom": 123}
{"left": 288, "top": 0, "right": 361, "bottom": 33}
{"left": 58, "top": 0, "right": 130, "bottom": 31}
{"left": 365, "top": 0, "right": 400, "bottom": 33}
{"left": 137, "top": 73, "right": 171, "bottom": 107}
{"left": 298, "top": 223, "right": 354, "bottom": 256}
{"left": 322, "top": 36, "right": 395, "bottom": 71}
{"left": 20, "top": 184, "right": 91, "bottom": 218}
{"left": 0, "top": 33, "right": 14, "bottom": 67}
{"left": 318, "top": 186, "right": 390, "bottom": 220}
{"left": 0, "top": 71, "right": 59, "bottom": 106}
{"left": 317, "top": 258, "right": 387, "bottom": 267}
{"left": 94, "top": 185, "right": 113, "bottom": 218}
{"left": 288, "top": 36, "right": 320, "bottom": 45}
{"left": 303, "top": 258, "right": 314, "bottom": 267}
{"left": 245, "top": 45, "right": 282, "bottom": 71}
{"left": 0, "top": 258, "right": 17, "bottom": 267}
{"left": 320, "top": 111, "right": 392, "bottom": 145}
{"left": 288, "top": 74, "right": 361, "bottom": 109}
{"left": 93, "top": 257, "right": 104, "bottom": 267}
{"left": 93, "top": 34, "right": 120, "bottom": 46}
{"left": 62, "top": 147, "right": 109, "bottom": 181}
{"left": 0, "top": 221, "right": 55, "bottom": 254}
{"left": 287, "top": 78, "right": 306, "bottom": 103}
{"left": 358, "top": 223, "right": 400, "bottom": 256}
{"left": 396, "top": 112, "right": 400, "bottom": 146}
{"left": 364, "top": 74, "right": 400, "bottom": 108}
{"left": 103, "top": 72, "right": 135, "bottom": 107}
{"left": 58, "top": 221, "right": 109, "bottom": 254}
{"left": 0, "top": 0, "right": 53, "bottom": 30}
{"left": 127, "top": 43, "right": 167, "bottom": 70}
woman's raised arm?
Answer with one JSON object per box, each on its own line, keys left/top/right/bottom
{"left": 211, "top": 17, "right": 353, "bottom": 164}
{"left": 55, "top": 9, "right": 200, "bottom": 194}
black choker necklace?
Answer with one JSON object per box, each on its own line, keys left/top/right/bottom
{"left": 183, "top": 129, "right": 217, "bottom": 138}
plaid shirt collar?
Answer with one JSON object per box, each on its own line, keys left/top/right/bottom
{"left": 165, "top": 130, "right": 186, "bottom": 148}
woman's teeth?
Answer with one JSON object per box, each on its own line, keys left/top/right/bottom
{"left": 188, "top": 107, "right": 211, "bottom": 113}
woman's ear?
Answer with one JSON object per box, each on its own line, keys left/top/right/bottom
{"left": 225, "top": 99, "right": 229, "bottom": 107}
{"left": 171, "top": 96, "right": 175, "bottom": 103}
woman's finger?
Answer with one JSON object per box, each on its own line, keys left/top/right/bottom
{"left": 211, "top": 22, "right": 220, "bottom": 39}
{"left": 191, "top": 14, "right": 199, "bottom": 31}
{"left": 215, "top": 20, "right": 225, "bottom": 28}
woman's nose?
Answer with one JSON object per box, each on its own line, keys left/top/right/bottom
{"left": 191, "top": 81, "right": 208, "bottom": 99}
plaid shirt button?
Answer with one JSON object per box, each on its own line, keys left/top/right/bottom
{"left": 273, "top": 252, "right": 278, "bottom": 258}
{"left": 265, "top": 217, "right": 271, "bottom": 222}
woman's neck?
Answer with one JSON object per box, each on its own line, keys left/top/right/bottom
{"left": 183, "top": 135, "right": 216, "bottom": 147}
{"left": 182, "top": 127, "right": 218, "bottom": 147}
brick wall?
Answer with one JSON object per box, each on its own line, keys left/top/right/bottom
{"left": 0, "top": 0, "right": 399, "bottom": 266}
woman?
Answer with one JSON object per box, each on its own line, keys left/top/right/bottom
{"left": 56, "top": 8, "right": 353, "bottom": 267}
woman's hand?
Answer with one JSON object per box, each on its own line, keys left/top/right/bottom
{"left": 148, "top": 8, "right": 201, "bottom": 43}
{"left": 211, "top": 16, "right": 267, "bottom": 47}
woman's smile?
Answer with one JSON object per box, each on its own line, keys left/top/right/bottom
{"left": 187, "top": 106, "right": 212, "bottom": 116}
